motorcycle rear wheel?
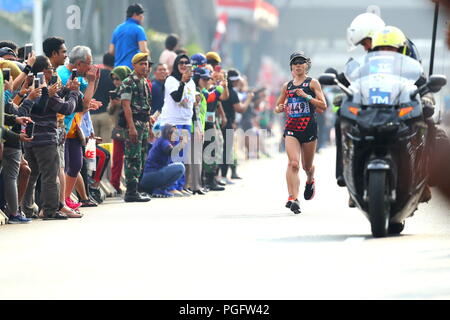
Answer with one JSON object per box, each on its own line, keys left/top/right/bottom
{"left": 368, "top": 171, "right": 390, "bottom": 238}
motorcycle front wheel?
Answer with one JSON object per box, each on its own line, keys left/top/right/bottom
{"left": 368, "top": 170, "right": 390, "bottom": 238}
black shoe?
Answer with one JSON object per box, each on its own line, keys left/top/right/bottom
{"left": 80, "top": 199, "right": 98, "bottom": 207}
{"left": 337, "top": 175, "right": 346, "bottom": 187}
{"left": 304, "top": 180, "right": 315, "bottom": 200}
{"left": 216, "top": 179, "right": 226, "bottom": 186}
{"left": 90, "top": 188, "right": 103, "bottom": 204}
{"left": 285, "top": 199, "right": 293, "bottom": 208}
{"left": 290, "top": 200, "right": 301, "bottom": 214}
{"left": 192, "top": 189, "right": 206, "bottom": 195}
{"left": 43, "top": 212, "right": 68, "bottom": 220}
{"left": 140, "top": 192, "right": 152, "bottom": 200}
{"left": 348, "top": 197, "right": 356, "bottom": 208}
{"left": 124, "top": 193, "right": 151, "bottom": 202}
{"left": 207, "top": 184, "right": 225, "bottom": 191}
{"left": 388, "top": 222, "right": 405, "bottom": 235}
{"left": 231, "top": 174, "right": 242, "bottom": 180}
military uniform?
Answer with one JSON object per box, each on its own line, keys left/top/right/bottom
{"left": 119, "top": 71, "right": 152, "bottom": 198}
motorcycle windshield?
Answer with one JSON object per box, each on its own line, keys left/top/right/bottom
{"left": 344, "top": 51, "right": 423, "bottom": 106}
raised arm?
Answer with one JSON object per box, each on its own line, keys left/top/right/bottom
{"left": 309, "top": 79, "right": 327, "bottom": 113}
{"left": 274, "top": 82, "right": 288, "bottom": 113}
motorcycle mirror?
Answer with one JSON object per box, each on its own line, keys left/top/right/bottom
{"left": 324, "top": 67, "right": 339, "bottom": 77}
{"left": 427, "top": 74, "right": 447, "bottom": 93}
{"left": 319, "top": 73, "right": 337, "bottom": 86}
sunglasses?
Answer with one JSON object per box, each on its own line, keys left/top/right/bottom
{"left": 178, "top": 60, "right": 190, "bottom": 65}
{"left": 291, "top": 59, "right": 306, "bottom": 65}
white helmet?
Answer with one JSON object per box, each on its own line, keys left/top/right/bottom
{"left": 347, "top": 12, "right": 385, "bottom": 51}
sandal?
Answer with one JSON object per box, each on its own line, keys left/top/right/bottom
{"left": 60, "top": 207, "right": 83, "bottom": 218}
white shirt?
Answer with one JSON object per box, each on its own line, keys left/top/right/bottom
{"left": 158, "top": 75, "right": 195, "bottom": 126}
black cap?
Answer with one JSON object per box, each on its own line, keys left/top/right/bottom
{"left": 0, "top": 47, "right": 17, "bottom": 58}
{"left": 127, "top": 3, "right": 144, "bottom": 17}
{"left": 289, "top": 51, "right": 308, "bottom": 64}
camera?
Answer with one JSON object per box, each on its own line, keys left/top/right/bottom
{"left": 2, "top": 68, "right": 10, "bottom": 82}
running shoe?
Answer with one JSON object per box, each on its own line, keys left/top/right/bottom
{"left": 8, "top": 214, "right": 31, "bottom": 224}
{"left": 285, "top": 196, "right": 294, "bottom": 209}
{"left": 304, "top": 180, "right": 315, "bottom": 200}
{"left": 80, "top": 199, "right": 98, "bottom": 207}
{"left": 290, "top": 199, "right": 301, "bottom": 214}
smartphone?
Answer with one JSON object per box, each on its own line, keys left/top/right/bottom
{"left": 50, "top": 74, "right": 58, "bottom": 85}
{"left": 23, "top": 43, "right": 33, "bottom": 60}
{"left": 34, "top": 78, "right": 40, "bottom": 89}
{"left": 37, "top": 72, "right": 44, "bottom": 85}
{"left": 27, "top": 73, "right": 34, "bottom": 86}
{"left": 25, "top": 122, "right": 35, "bottom": 138}
{"left": 109, "top": 90, "right": 119, "bottom": 100}
{"left": 2, "top": 68, "right": 10, "bottom": 82}
{"left": 71, "top": 68, "right": 78, "bottom": 80}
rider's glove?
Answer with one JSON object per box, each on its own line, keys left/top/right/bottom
{"left": 422, "top": 94, "right": 435, "bottom": 118}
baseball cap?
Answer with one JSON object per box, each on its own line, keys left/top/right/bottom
{"left": 191, "top": 53, "right": 207, "bottom": 67}
{"left": 194, "top": 67, "right": 212, "bottom": 80}
{"left": 206, "top": 51, "right": 222, "bottom": 63}
{"left": 289, "top": 51, "right": 308, "bottom": 64}
{"left": 0, "top": 47, "right": 17, "bottom": 59}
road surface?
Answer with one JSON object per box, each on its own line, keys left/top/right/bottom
{"left": 1, "top": 147, "right": 450, "bottom": 300}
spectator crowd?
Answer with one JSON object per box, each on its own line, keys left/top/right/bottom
{"left": 0, "top": 3, "right": 275, "bottom": 225}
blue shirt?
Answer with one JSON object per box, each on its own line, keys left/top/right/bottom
{"left": 151, "top": 79, "right": 164, "bottom": 114}
{"left": 57, "top": 65, "right": 88, "bottom": 132}
{"left": 144, "top": 138, "right": 172, "bottom": 172}
{"left": 81, "top": 111, "right": 94, "bottom": 137}
{"left": 111, "top": 18, "right": 147, "bottom": 69}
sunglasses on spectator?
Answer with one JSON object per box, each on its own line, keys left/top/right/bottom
{"left": 178, "top": 60, "right": 190, "bottom": 65}
{"left": 291, "top": 59, "right": 306, "bottom": 65}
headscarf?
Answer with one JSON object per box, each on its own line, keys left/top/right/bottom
{"left": 170, "top": 54, "right": 190, "bottom": 81}
{"left": 111, "top": 66, "right": 132, "bottom": 81}
{"left": 161, "top": 123, "right": 175, "bottom": 141}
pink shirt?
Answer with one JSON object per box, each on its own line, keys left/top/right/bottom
{"left": 159, "top": 49, "right": 177, "bottom": 73}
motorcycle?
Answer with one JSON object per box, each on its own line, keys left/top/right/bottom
{"left": 320, "top": 51, "right": 447, "bottom": 237}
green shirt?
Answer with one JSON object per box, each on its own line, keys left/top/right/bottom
{"left": 119, "top": 72, "right": 152, "bottom": 120}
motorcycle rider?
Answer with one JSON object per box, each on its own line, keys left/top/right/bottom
{"left": 333, "top": 14, "right": 435, "bottom": 205}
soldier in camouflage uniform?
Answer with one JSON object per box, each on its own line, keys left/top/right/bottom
{"left": 119, "top": 52, "right": 153, "bottom": 202}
